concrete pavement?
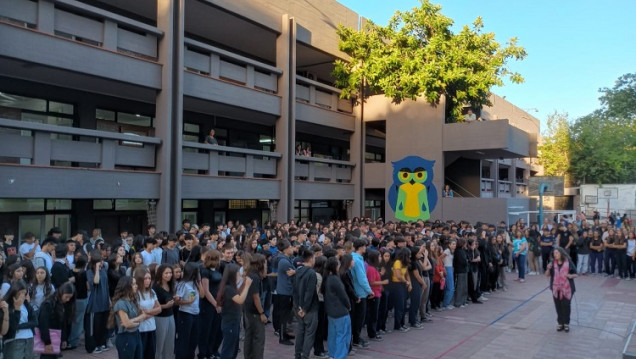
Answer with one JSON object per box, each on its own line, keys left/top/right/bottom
{"left": 61, "top": 273, "right": 635, "bottom": 359}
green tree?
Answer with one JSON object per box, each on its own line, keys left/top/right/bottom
{"left": 538, "top": 112, "right": 572, "bottom": 183}
{"left": 569, "top": 74, "right": 636, "bottom": 184}
{"left": 332, "top": 0, "right": 527, "bottom": 122}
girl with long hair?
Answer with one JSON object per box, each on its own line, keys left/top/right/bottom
{"left": 134, "top": 267, "right": 161, "bottom": 359}
{"left": 546, "top": 247, "right": 577, "bottom": 332}
{"left": 110, "top": 276, "right": 147, "bottom": 359}
{"left": 0, "top": 263, "right": 25, "bottom": 298}
{"left": 126, "top": 252, "right": 144, "bottom": 277}
{"left": 198, "top": 250, "right": 223, "bottom": 359}
{"left": 174, "top": 262, "right": 203, "bottom": 359}
{"left": 365, "top": 250, "right": 385, "bottom": 340}
{"left": 441, "top": 240, "right": 456, "bottom": 309}
{"left": 376, "top": 249, "right": 392, "bottom": 334}
{"left": 68, "top": 254, "right": 88, "bottom": 349}
{"left": 243, "top": 254, "right": 267, "bottom": 359}
{"left": 390, "top": 247, "right": 411, "bottom": 331}
{"left": 409, "top": 247, "right": 426, "bottom": 326}
{"left": 85, "top": 249, "right": 110, "bottom": 354}
{"left": 107, "top": 253, "right": 126, "bottom": 298}
{"left": 216, "top": 263, "right": 253, "bottom": 359}
{"left": 323, "top": 256, "right": 351, "bottom": 359}
{"left": 2, "top": 280, "right": 36, "bottom": 359}
{"left": 38, "top": 282, "right": 75, "bottom": 358}
{"left": 152, "top": 265, "right": 176, "bottom": 359}
{"left": 31, "top": 266, "right": 54, "bottom": 312}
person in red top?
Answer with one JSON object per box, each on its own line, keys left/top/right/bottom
{"left": 365, "top": 250, "right": 387, "bottom": 341}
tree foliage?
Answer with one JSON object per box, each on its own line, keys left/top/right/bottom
{"left": 538, "top": 112, "right": 571, "bottom": 182}
{"left": 539, "top": 73, "right": 636, "bottom": 184}
{"left": 332, "top": 0, "right": 527, "bottom": 122}
{"left": 569, "top": 74, "right": 636, "bottom": 184}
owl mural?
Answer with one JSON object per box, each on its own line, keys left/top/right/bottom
{"left": 388, "top": 156, "right": 438, "bottom": 222}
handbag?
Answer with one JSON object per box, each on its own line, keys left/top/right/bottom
{"left": 33, "top": 328, "right": 62, "bottom": 354}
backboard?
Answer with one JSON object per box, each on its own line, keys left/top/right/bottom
{"left": 528, "top": 176, "right": 565, "bottom": 196}
{"left": 597, "top": 187, "right": 618, "bottom": 199}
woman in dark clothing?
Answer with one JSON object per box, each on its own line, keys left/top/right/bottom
{"left": 198, "top": 250, "right": 223, "bottom": 359}
{"left": 85, "top": 250, "right": 110, "bottom": 354}
{"left": 453, "top": 239, "right": 469, "bottom": 308}
{"left": 152, "top": 265, "right": 175, "bottom": 359}
{"left": 323, "top": 256, "right": 351, "bottom": 359}
{"left": 376, "top": 249, "right": 392, "bottom": 333}
{"left": 38, "top": 282, "right": 75, "bottom": 358}
{"left": 546, "top": 247, "right": 577, "bottom": 332}
{"left": 216, "top": 264, "right": 252, "bottom": 359}
{"left": 107, "top": 253, "right": 127, "bottom": 298}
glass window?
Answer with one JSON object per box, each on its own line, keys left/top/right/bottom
{"left": 182, "top": 212, "right": 197, "bottom": 225}
{"left": 184, "top": 123, "right": 199, "bottom": 133}
{"left": 48, "top": 101, "right": 74, "bottom": 115}
{"left": 46, "top": 199, "right": 72, "bottom": 211}
{"left": 93, "top": 200, "right": 114, "bottom": 210}
{"left": 183, "top": 200, "right": 199, "bottom": 209}
{"left": 0, "top": 199, "right": 45, "bottom": 212}
{"left": 115, "top": 200, "right": 148, "bottom": 211}
{"left": 0, "top": 93, "right": 46, "bottom": 112}
{"left": 96, "top": 109, "right": 116, "bottom": 121}
{"left": 118, "top": 112, "right": 152, "bottom": 127}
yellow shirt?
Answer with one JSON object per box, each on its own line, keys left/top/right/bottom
{"left": 392, "top": 260, "right": 407, "bottom": 282}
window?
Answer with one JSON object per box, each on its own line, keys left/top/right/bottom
{"left": 115, "top": 200, "right": 148, "bottom": 211}
{"left": 0, "top": 199, "right": 45, "bottom": 212}
{"left": 228, "top": 200, "right": 257, "bottom": 209}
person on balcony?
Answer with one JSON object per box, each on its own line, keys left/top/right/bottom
{"left": 442, "top": 185, "right": 454, "bottom": 198}
{"left": 464, "top": 109, "right": 477, "bottom": 123}
{"left": 204, "top": 129, "right": 218, "bottom": 145}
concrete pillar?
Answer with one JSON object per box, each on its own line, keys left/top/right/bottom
{"left": 350, "top": 106, "right": 363, "bottom": 218}
{"left": 37, "top": 0, "right": 54, "bottom": 34}
{"left": 274, "top": 14, "right": 296, "bottom": 222}
{"left": 155, "top": 0, "right": 184, "bottom": 232}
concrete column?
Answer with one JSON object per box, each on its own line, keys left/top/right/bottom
{"left": 350, "top": 105, "right": 363, "bottom": 218}
{"left": 274, "top": 14, "right": 296, "bottom": 222}
{"left": 37, "top": 0, "right": 54, "bottom": 34}
{"left": 155, "top": 0, "right": 184, "bottom": 232}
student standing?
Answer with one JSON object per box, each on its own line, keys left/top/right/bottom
{"left": 152, "top": 265, "right": 176, "bottom": 359}
{"left": 217, "top": 264, "right": 253, "bottom": 359}
{"left": 111, "top": 276, "right": 148, "bottom": 359}
{"left": 198, "top": 250, "right": 223, "bottom": 359}
{"left": 441, "top": 240, "right": 456, "bottom": 309}
{"left": 134, "top": 268, "right": 161, "bottom": 359}
{"left": 174, "top": 262, "right": 203, "bottom": 359}
{"left": 2, "top": 280, "right": 36, "bottom": 359}
{"left": 546, "top": 247, "right": 577, "bottom": 332}
{"left": 323, "top": 257, "right": 351, "bottom": 359}
{"left": 292, "top": 249, "right": 319, "bottom": 359}
{"left": 68, "top": 255, "right": 88, "bottom": 350}
{"left": 85, "top": 250, "right": 110, "bottom": 354}
{"left": 37, "top": 282, "right": 75, "bottom": 359}
{"left": 243, "top": 254, "right": 268, "bottom": 359}
{"left": 512, "top": 231, "right": 528, "bottom": 283}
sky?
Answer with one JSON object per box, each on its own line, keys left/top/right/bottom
{"left": 338, "top": 0, "right": 636, "bottom": 131}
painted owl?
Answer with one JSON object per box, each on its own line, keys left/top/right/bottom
{"left": 388, "top": 156, "right": 438, "bottom": 222}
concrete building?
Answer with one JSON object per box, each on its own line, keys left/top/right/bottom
{"left": 0, "top": 0, "right": 539, "bottom": 240}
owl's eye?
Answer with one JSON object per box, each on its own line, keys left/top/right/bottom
{"left": 400, "top": 172, "right": 409, "bottom": 179}
{"left": 415, "top": 171, "right": 425, "bottom": 180}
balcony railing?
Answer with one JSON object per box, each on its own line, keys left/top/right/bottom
{"left": 182, "top": 142, "right": 282, "bottom": 178}
{"left": 184, "top": 38, "right": 281, "bottom": 94}
{"left": 0, "top": 0, "right": 163, "bottom": 60}
{"left": 481, "top": 178, "right": 494, "bottom": 198}
{"left": 295, "top": 156, "right": 354, "bottom": 183}
{"left": 498, "top": 180, "right": 512, "bottom": 198}
{"left": 0, "top": 118, "right": 160, "bottom": 169}
{"left": 296, "top": 76, "right": 353, "bottom": 113}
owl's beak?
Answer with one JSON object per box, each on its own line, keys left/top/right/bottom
{"left": 410, "top": 179, "right": 415, "bottom": 185}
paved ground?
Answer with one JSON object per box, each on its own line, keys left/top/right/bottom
{"left": 62, "top": 273, "right": 636, "bottom": 359}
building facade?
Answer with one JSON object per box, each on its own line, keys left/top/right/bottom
{"left": 0, "top": 0, "right": 539, "bottom": 240}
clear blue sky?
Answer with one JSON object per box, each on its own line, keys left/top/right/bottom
{"left": 338, "top": 0, "right": 636, "bottom": 131}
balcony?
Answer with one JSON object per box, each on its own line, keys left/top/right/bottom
{"left": 442, "top": 119, "right": 537, "bottom": 159}
{"left": 295, "top": 156, "right": 355, "bottom": 200}
{"left": 181, "top": 142, "right": 282, "bottom": 200}
{"left": 295, "top": 76, "right": 355, "bottom": 131}
{"left": 0, "top": 118, "right": 161, "bottom": 198}
{"left": 516, "top": 182, "right": 528, "bottom": 196}
{"left": 183, "top": 38, "right": 282, "bottom": 116}
{"left": 0, "top": 0, "right": 163, "bottom": 90}
{"left": 498, "top": 180, "right": 512, "bottom": 198}
{"left": 480, "top": 178, "right": 495, "bottom": 198}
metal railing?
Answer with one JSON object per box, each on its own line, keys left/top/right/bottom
{"left": 182, "top": 142, "right": 281, "bottom": 178}
{"left": 295, "top": 156, "right": 354, "bottom": 182}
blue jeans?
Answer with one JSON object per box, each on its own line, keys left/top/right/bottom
{"left": 4, "top": 337, "right": 34, "bottom": 359}
{"left": 515, "top": 254, "right": 526, "bottom": 279}
{"left": 115, "top": 331, "right": 142, "bottom": 359}
{"left": 68, "top": 297, "right": 87, "bottom": 347}
{"left": 590, "top": 251, "right": 603, "bottom": 273}
{"left": 327, "top": 315, "right": 351, "bottom": 359}
{"left": 442, "top": 266, "right": 455, "bottom": 307}
{"left": 220, "top": 319, "right": 240, "bottom": 359}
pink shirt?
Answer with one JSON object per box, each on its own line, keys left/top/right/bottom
{"left": 366, "top": 265, "right": 382, "bottom": 297}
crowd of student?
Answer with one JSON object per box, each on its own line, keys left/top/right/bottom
{"left": 0, "top": 213, "right": 633, "bottom": 359}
